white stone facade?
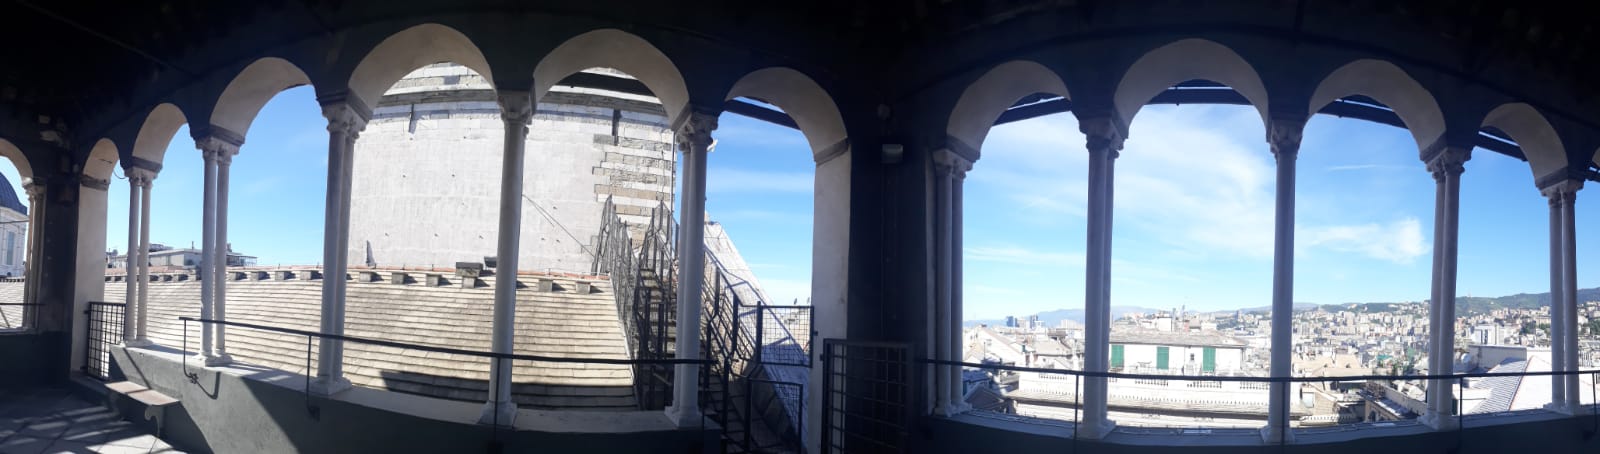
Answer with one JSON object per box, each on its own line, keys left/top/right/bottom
{"left": 0, "top": 207, "right": 25, "bottom": 277}
{"left": 349, "top": 64, "right": 675, "bottom": 273}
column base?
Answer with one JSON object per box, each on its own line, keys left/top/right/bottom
{"left": 1077, "top": 417, "right": 1116, "bottom": 440}
{"left": 1419, "top": 411, "right": 1458, "bottom": 430}
{"left": 201, "top": 353, "right": 234, "bottom": 367}
{"left": 665, "top": 404, "right": 704, "bottom": 428}
{"left": 478, "top": 400, "right": 519, "bottom": 427}
{"left": 308, "top": 376, "right": 353, "bottom": 396}
{"left": 121, "top": 339, "right": 154, "bottom": 349}
{"left": 1260, "top": 424, "right": 1295, "bottom": 444}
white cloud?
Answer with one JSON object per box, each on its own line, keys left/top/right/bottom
{"left": 1301, "top": 217, "right": 1431, "bottom": 264}
{"left": 708, "top": 168, "right": 813, "bottom": 194}
{"left": 965, "top": 245, "right": 1085, "bottom": 268}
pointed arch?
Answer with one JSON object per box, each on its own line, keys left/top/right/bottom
{"left": 348, "top": 23, "right": 495, "bottom": 108}
{"left": 130, "top": 103, "right": 188, "bottom": 165}
{"left": 945, "top": 60, "right": 1070, "bottom": 157}
{"left": 725, "top": 67, "right": 848, "bottom": 162}
{"left": 1114, "top": 39, "right": 1269, "bottom": 132}
{"left": 1482, "top": 103, "right": 1567, "bottom": 182}
{"left": 83, "top": 139, "right": 119, "bottom": 181}
{"left": 1308, "top": 59, "right": 1446, "bottom": 152}
{"left": 0, "top": 138, "right": 32, "bottom": 182}
{"left": 534, "top": 29, "right": 690, "bottom": 127}
{"left": 212, "top": 57, "right": 313, "bottom": 137}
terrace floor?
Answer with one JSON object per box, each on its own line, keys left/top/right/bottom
{"left": 0, "top": 385, "right": 182, "bottom": 454}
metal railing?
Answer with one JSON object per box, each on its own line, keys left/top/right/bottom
{"left": 84, "top": 302, "right": 125, "bottom": 381}
{"left": 821, "top": 340, "right": 913, "bottom": 454}
{"left": 177, "top": 316, "right": 716, "bottom": 452}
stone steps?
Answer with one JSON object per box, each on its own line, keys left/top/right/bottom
{"left": 105, "top": 276, "right": 637, "bottom": 410}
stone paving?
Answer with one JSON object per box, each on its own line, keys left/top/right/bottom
{"left": 0, "top": 385, "right": 181, "bottom": 454}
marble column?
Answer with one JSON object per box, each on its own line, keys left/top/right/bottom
{"left": 1078, "top": 116, "right": 1122, "bottom": 439}
{"left": 198, "top": 146, "right": 219, "bottom": 362}
{"left": 21, "top": 182, "right": 43, "bottom": 330}
{"left": 1541, "top": 178, "right": 1580, "bottom": 413}
{"left": 311, "top": 97, "right": 369, "bottom": 395}
{"left": 1421, "top": 146, "right": 1469, "bottom": 430}
{"left": 480, "top": 91, "right": 532, "bottom": 426}
{"left": 120, "top": 170, "right": 150, "bottom": 346}
{"left": 1264, "top": 117, "right": 1303, "bottom": 444}
{"left": 198, "top": 134, "right": 241, "bottom": 366}
{"left": 136, "top": 174, "right": 154, "bottom": 345}
{"left": 933, "top": 149, "right": 973, "bottom": 415}
{"left": 666, "top": 111, "right": 716, "bottom": 428}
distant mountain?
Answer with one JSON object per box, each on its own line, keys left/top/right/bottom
{"left": 964, "top": 286, "right": 1600, "bottom": 328}
{"left": 965, "top": 305, "right": 1157, "bottom": 328}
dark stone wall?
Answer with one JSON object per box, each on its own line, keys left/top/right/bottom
{"left": 0, "top": 332, "right": 69, "bottom": 388}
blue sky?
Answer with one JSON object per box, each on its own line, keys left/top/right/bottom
{"left": 51, "top": 84, "right": 1600, "bottom": 321}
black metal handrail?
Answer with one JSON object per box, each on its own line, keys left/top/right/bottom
{"left": 178, "top": 316, "right": 712, "bottom": 366}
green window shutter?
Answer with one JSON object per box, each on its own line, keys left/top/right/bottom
{"left": 1156, "top": 346, "right": 1170, "bottom": 370}
{"left": 1203, "top": 347, "right": 1217, "bottom": 372}
{"left": 1111, "top": 344, "right": 1124, "bottom": 369}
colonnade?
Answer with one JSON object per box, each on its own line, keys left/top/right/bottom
{"left": 924, "top": 108, "right": 1594, "bottom": 441}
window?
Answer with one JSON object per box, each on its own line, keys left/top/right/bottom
{"left": 1111, "top": 344, "right": 1124, "bottom": 369}
{"left": 1156, "top": 346, "right": 1170, "bottom": 370}
{"left": 1202, "top": 347, "right": 1217, "bottom": 372}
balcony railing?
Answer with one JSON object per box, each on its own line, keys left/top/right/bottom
{"left": 175, "top": 316, "right": 717, "bottom": 449}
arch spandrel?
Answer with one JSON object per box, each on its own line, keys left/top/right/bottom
{"left": 83, "top": 139, "right": 119, "bottom": 182}
{"left": 348, "top": 23, "right": 496, "bottom": 108}
{"left": 1114, "top": 39, "right": 1270, "bottom": 134}
{"left": 945, "top": 60, "right": 1070, "bottom": 158}
{"left": 1481, "top": 103, "right": 1567, "bottom": 183}
{"left": 129, "top": 103, "right": 189, "bottom": 165}
{"left": 725, "top": 67, "right": 848, "bottom": 163}
{"left": 534, "top": 29, "right": 690, "bottom": 127}
{"left": 1307, "top": 59, "right": 1446, "bottom": 153}
{"left": 212, "top": 57, "right": 314, "bottom": 138}
{"left": 0, "top": 138, "right": 32, "bottom": 182}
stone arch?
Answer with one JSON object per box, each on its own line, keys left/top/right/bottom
{"left": 1481, "top": 103, "right": 1567, "bottom": 181}
{"left": 1114, "top": 39, "right": 1270, "bottom": 132}
{"left": 1308, "top": 59, "right": 1446, "bottom": 152}
{"left": 348, "top": 23, "right": 495, "bottom": 108}
{"left": 534, "top": 29, "right": 690, "bottom": 127}
{"left": 946, "top": 60, "right": 1069, "bottom": 156}
{"left": 211, "top": 57, "right": 314, "bottom": 137}
{"left": 0, "top": 138, "right": 33, "bottom": 183}
{"left": 83, "top": 139, "right": 119, "bottom": 181}
{"left": 725, "top": 67, "right": 848, "bottom": 162}
{"left": 130, "top": 103, "right": 188, "bottom": 165}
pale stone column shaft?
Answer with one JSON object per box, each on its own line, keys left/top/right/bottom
{"left": 1547, "top": 188, "right": 1567, "bottom": 409}
{"left": 209, "top": 143, "right": 238, "bottom": 365}
{"left": 931, "top": 157, "right": 952, "bottom": 415}
{"left": 932, "top": 149, "right": 972, "bottom": 415}
{"left": 136, "top": 176, "right": 153, "bottom": 344}
{"left": 1422, "top": 147, "right": 1468, "bottom": 429}
{"left": 480, "top": 91, "right": 532, "bottom": 426}
{"left": 667, "top": 112, "right": 716, "bottom": 427}
{"left": 1264, "top": 118, "right": 1302, "bottom": 444}
{"left": 1078, "top": 117, "right": 1122, "bottom": 439}
{"left": 122, "top": 174, "right": 143, "bottom": 343}
{"left": 198, "top": 149, "right": 218, "bottom": 359}
{"left": 21, "top": 183, "right": 42, "bottom": 330}
{"left": 1558, "top": 185, "right": 1581, "bottom": 411}
{"left": 313, "top": 99, "right": 367, "bottom": 394}
{"left": 949, "top": 162, "right": 970, "bottom": 413}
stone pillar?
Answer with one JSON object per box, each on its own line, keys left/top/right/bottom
{"left": 199, "top": 133, "right": 241, "bottom": 366}
{"left": 311, "top": 96, "right": 369, "bottom": 395}
{"left": 1540, "top": 177, "right": 1583, "bottom": 413}
{"left": 20, "top": 181, "right": 44, "bottom": 330}
{"left": 1263, "top": 116, "right": 1303, "bottom": 444}
{"left": 1421, "top": 146, "right": 1469, "bottom": 430}
{"left": 1078, "top": 116, "right": 1122, "bottom": 439}
{"left": 120, "top": 170, "right": 150, "bottom": 346}
{"left": 197, "top": 144, "right": 220, "bottom": 363}
{"left": 666, "top": 111, "right": 716, "bottom": 428}
{"left": 932, "top": 149, "right": 972, "bottom": 415}
{"left": 480, "top": 91, "right": 532, "bottom": 426}
{"left": 136, "top": 174, "right": 154, "bottom": 346}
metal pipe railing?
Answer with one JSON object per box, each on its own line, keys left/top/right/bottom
{"left": 919, "top": 357, "right": 1600, "bottom": 383}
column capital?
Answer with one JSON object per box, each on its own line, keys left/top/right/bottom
{"left": 1078, "top": 115, "right": 1125, "bottom": 158}
{"left": 196, "top": 134, "right": 242, "bottom": 165}
{"left": 21, "top": 180, "right": 46, "bottom": 199}
{"left": 1540, "top": 177, "right": 1582, "bottom": 203}
{"left": 1267, "top": 115, "right": 1306, "bottom": 160}
{"left": 125, "top": 166, "right": 158, "bottom": 186}
{"left": 932, "top": 148, "right": 974, "bottom": 180}
{"left": 322, "top": 99, "right": 371, "bottom": 139}
{"left": 676, "top": 111, "right": 718, "bottom": 152}
{"left": 1425, "top": 147, "right": 1470, "bottom": 181}
{"left": 498, "top": 90, "right": 534, "bottom": 126}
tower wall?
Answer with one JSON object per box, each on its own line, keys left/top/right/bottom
{"left": 349, "top": 64, "right": 675, "bottom": 273}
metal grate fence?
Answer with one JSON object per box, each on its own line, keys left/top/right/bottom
{"left": 85, "top": 302, "right": 125, "bottom": 381}
{"left": 822, "top": 339, "right": 911, "bottom": 454}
